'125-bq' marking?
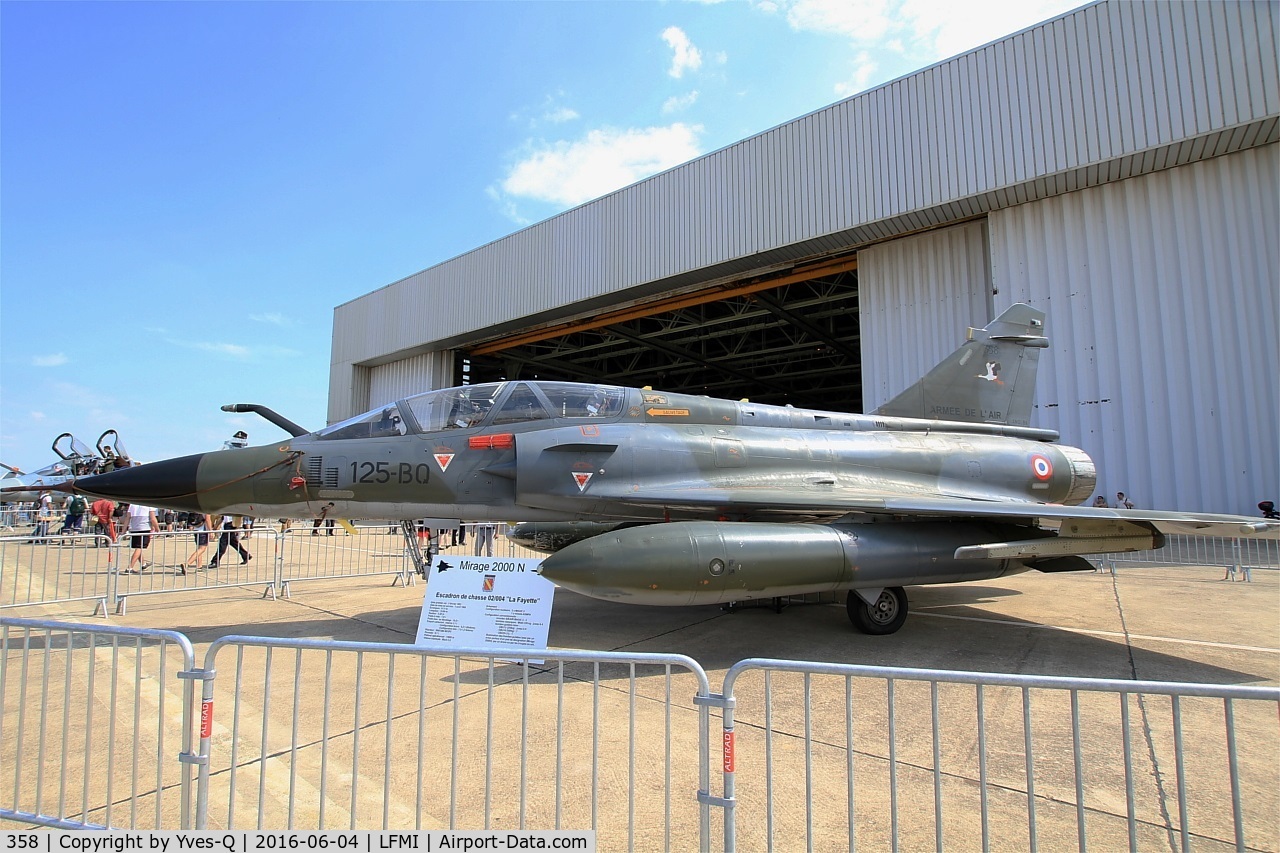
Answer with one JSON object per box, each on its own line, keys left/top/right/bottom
{"left": 350, "top": 461, "right": 432, "bottom": 485}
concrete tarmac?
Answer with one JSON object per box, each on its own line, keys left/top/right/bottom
{"left": 3, "top": 539, "right": 1278, "bottom": 849}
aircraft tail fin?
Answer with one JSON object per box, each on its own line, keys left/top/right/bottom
{"left": 873, "top": 303, "right": 1047, "bottom": 428}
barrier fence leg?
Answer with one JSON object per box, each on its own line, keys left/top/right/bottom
{"left": 696, "top": 692, "right": 734, "bottom": 852}
{"left": 263, "top": 528, "right": 284, "bottom": 600}
{"left": 188, "top": 662, "right": 218, "bottom": 830}
{"left": 92, "top": 541, "right": 125, "bottom": 617}
{"left": 93, "top": 555, "right": 112, "bottom": 617}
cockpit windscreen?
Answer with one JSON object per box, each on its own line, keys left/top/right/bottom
{"left": 315, "top": 382, "right": 627, "bottom": 441}
{"left": 314, "top": 403, "right": 410, "bottom": 441}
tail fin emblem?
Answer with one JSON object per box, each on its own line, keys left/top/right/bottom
{"left": 873, "top": 302, "right": 1046, "bottom": 427}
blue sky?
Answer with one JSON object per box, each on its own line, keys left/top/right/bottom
{"left": 1, "top": 0, "right": 1082, "bottom": 469}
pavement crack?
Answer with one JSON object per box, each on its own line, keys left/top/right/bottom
{"left": 288, "top": 600, "right": 417, "bottom": 640}
{"left": 1111, "top": 572, "right": 1179, "bottom": 853}
{"left": 606, "top": 611, "right": 728, "bottom": 654}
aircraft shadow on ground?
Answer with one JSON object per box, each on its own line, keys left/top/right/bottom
{"left": 141, "top": 581, "right": 1273, "bottom": 689}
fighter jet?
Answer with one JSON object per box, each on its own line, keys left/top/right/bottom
{"left": 1, "top": 432, "right": 109, "bottom": 502}
{"left": 95, "top": 429, "right": 134, "bottom": 469}
{"left": 27, "top": 304, "right": 1277, "bottom": 634}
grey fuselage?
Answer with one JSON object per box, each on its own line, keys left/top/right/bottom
{"left": 62, "top": 380, "right": 1096, "bottom": 524}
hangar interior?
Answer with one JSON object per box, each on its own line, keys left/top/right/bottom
{"left": 463, "top": 255, "right": 863, "bottom": 409}
{"left": 331, "top": 0, "right": 1278, "bottom": 516}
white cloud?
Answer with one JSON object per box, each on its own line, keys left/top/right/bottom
{"left": 190, "top": 341, "right": 253, "bottom": 358}
{"left": 544, "top": 106, "right": 580, "bottom": 124}
{"left": 250, "top": 312, "right": 296, "bottom": 327}
{"left": 782, "top": 0, "right": 895, "bottom": 41}
{"left": 513, "top": 93, "right": 581, "bottom": 130}
{"left": 834, "top": 52, "right": 878, "bottom": 97}
{"left": 760, "top": 0, "right": 1083, "bottom": 85}
{"left": 48, "top": 381, "right": 116, "bottom": 411}
{"left": 662, "top": 26, "right": 703, "bottom": 78}
{"left": 32, "top": 353, "right": 68, "bottom": 368}
{"left": 150, "top": 327, "right": 298, "bottom": 360}
{"left": 663, "top": 91, "right": 700, "bottom": 114}
{"left": 900, "top": 0, "right": 1083, "bottom": 59}
{"left": 500, "top": 124, "right": 703, "bottom": 207}
{"left": 485, "top": 186, "right": 533, "bottom": 226}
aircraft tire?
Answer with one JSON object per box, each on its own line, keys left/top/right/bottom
{"left": 847, "top": 587, "right": 908, "bottom": 635}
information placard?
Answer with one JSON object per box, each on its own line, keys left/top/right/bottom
{"left": 415, "top": 556, "right": 554, "bottom": 657}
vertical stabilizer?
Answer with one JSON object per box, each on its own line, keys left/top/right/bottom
{"left": 873, "top": 303, "right": 1047, "bottom": 427}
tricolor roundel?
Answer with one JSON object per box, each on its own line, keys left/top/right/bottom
{"left": 1030, "top": 454, "right": 1053, "bottom": 481}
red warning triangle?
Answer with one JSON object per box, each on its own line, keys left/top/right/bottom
{"left": 435, "top": 453, "right": 455, "bottom": 472}
{"left": 572, "top": 472, "right": 593, "bottom": 492}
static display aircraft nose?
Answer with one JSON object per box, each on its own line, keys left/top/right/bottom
{"left": 69, "top": 453, "right": 206, "bottom": 512}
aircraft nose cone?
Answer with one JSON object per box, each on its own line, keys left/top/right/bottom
{"left": 71, "top": 453, "right": 205, "bottom": 512}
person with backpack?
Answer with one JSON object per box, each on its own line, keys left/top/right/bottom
{"left": 59, "top": 493, "right": 88, "bottom": 536}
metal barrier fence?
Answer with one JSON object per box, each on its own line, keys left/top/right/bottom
{"left": 1, "top": 523, "right": 526, "bottom": 614}
{"left": 0, "top": 507, "right": 34, "bottom": 532}
{"left": 1, "top": 617, "right": 713, "bottom": 848}
{"left": 193, "top": 636, "right": 712, "bottom": 850}
{"left": 0, "top": 619, "right": 198, "bottom": 830}
{"left": 3, "top": 616, "right": 1277, "bottom": 851}
{"left": 7, "top": 526, "right": 1273, "bottom": 616}
{"left": 1095, "top": 534, "right": 1280, "bottom": 573}
{"left": 718, "top": 660, "right": 1280, "bottom": 853}
{"left": 0, "top": 530, "right": 304, "bottom": 614}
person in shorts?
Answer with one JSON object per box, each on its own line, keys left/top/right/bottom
{"left": 181, "top": 513, "right": 215, "bottom": 575}
{"left": 126, "top": 503, "right": 158, "bottom": 573}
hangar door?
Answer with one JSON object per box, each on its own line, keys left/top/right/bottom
{"left": 858, "top": 220, "right": 994, "bottom": 412}
{"left": 462, "top": 256, "right": 864, "bottom": 413}
{"left": 358, "top": 222, "right": 994, "bottom": 424}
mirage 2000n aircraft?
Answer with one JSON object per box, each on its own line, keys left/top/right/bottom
{"left": 31, "top": 304, "right": 1277, "bottom": 634}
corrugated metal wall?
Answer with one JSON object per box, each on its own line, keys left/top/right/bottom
{"left": 859, "top": 221, "right": 993, "bottom": 410}
{"left": 988, "top": 144, "right": 1279, "bottom": 516}
{"left": 331, "top": 0, "right": 1279, "bottom": 423}
{"left": 366, "top": 351, "right": 455, "bottom": 411}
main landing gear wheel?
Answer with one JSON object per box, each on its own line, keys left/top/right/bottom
{"left": 847, "top": 587, "right": 908, "bottom": 635}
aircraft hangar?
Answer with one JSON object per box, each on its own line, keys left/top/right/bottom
{"left": 329, "top": 0, "right": 1278, "bottom": 518}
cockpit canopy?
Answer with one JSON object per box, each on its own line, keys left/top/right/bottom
{"left": 314, "top": 382, "right": 627, "bottom": 441}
